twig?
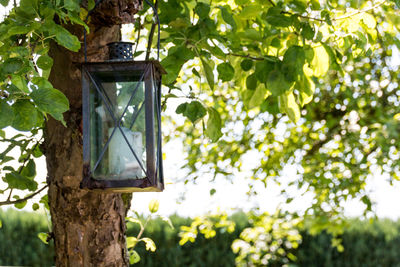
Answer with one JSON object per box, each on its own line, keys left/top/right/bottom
{"left": 282, "top": 12, "right": 325, "bottom": 22}
{"left": 161, "top": 87, "right": 172, "bottom": 111}
{"left": 134, "top": 20, "right": 141, "bottom": 55}
{"left": 227, "top": 53, "right": 265, "bottom": 61}
{"left": 137, "top": 216, "right": 151, "bottom": 240}
{"left": 267, "top": 0, "right": 275, "bottom": 7}
{"left": 6, "top": 189, "right": 13, "bottom": 202}
{"left": 0, "top": 185, "right": 48, "bottom": 206}
{"left": 282, "top": 1, "right": 386, "bottom": 24}
{"left": 146, "top": 23, "right": 156, "bottom": 60}
{"left": 334, "top": 1, "right": 386, "bottom": 21}
{"left": 145, "top": 0, "right": 159, "bottom": 60}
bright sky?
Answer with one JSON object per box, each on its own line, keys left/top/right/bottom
{"left": 1, "top": 124, "right": 400, "bottom": 220}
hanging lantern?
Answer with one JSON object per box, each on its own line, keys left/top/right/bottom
{"left": 81, "top": 42, "right": 165, "bottom": 192}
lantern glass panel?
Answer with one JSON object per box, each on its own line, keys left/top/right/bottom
{"left": 89, "top": 71, "right": 147, "bottom": 180}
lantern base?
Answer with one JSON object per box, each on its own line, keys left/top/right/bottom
{"left": 80, "top": 171, "right": 164, "bottom": 193}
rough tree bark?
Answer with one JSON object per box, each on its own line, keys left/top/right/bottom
{"left": 43, "top": 1, "right": 141, "bottom": 266}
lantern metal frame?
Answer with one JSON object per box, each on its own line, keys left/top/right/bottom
{"left": 81, "top": 60, "right": 166, "bottom": 192}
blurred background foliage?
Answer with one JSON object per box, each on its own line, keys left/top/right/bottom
{"left": 1, "top": 209, "right": 400, "bottom": 266}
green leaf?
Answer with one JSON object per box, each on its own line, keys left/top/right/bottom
{"left": 126, "top": 217, "right": 143, "bottom": 227}
{"left": 266, "top": 7, "right": 292, "bottom": 27}
{"left": 255, "top": 60, "right": 274, "bottom": 83}
{"left": 271, "top": 37, "right": 281, "bottom": 48}
{"left": 248, "top": 84, "right": 271, "bottom": 109}
{"left": 32, "top": 203, "right": 40, "bottom": 210}
{"left": 54, "top": 25, "right": 81, "bottom": 52}
{"left": 3, "top": 58, "right": 23, "bottom": 74}
{"left": 238, "top": 29, "right": 262, "bottom": 41}
{"left": 206, "top": 107, "right": 222, "bottom": 142}
{"left": 141, "top": 237, "right": 156, "bottom": 252}
{"left": 0, "top": 0, "right": 9, "bottom": 7}
{"left": 3, "top": 172, "right": 38, "bottom": 191}
{"left": 289, "top": 0, "right": 307, "bottom": 13}
{"left": 0, "top": 164, "right": 14, "bottom": 172}
{"left": 15, "top": 200, "right": 27, "bottom": 209}
{"left": 240, "top": 5, "right": 262, "bottom": 18}
{"left": 20, "top": 159, "right": 36, "bottom": 178}
{"left": 7, "top": 25, "right": 31, "bottom": 36}
{"left": 40, "top": 195, "right": 49, "bottom": 210}
{"left": 88, "top": 0, "right": 95, "bottom": 10}
{"left": 64, "top": 0, "right": 80, "bottom": 12}
{"left": 304, "top": 45, "right": 315, "bottom": 64}
{"left": 16, "top": 0, "right": 38, "bottom": 19}
{"left": 38, "top": 233, "right": 49, "bottom": 244}
{"left": 219, "top": 6, "right": 236, "bottom": 30}
{"left": 301, "top": 23, "right": 315, "bottom": 40}
{"left": 160, "top": 216, "right": 174, "bottom": 229}
{"left": 30, "top": 86, "right": 69, "bottom": 124}
{"left": 297, "top": 76, "right": 315, "bottom": 106}
{"left": 206, "top": 44, "right": 226, "bottom": 60}
{"left": 11, "top": 100, "right": 38, "bottom": 131}
{"left": 246, "top": 73, "right": 257, "bottom": 90}
{"left": 36, "top": 55, "right": 54, "bottom": 70}
{"left": 0, "top": 100, "right": 14, "bottom": 129}
{"left": 282, "top": 46, "right": 306, "bottom": 82}
{"left": 68, "top": 12, "right": 90, "bottom": 32}
{"left": 127, "top": 237, "right": 138, "bottom": 249}
{"left": 279, "top": 91, "right": 300, "bottom": 123}
{"left": 217, "top": 62, "right": 235, "bottom": 82}
{"left": 32, "top": 76, "right": 53, "bottom": 90}
{"left": 0, "top": 219, "right": 2, "bottom": 228}
{"left": 39, "top": 3, "right": 56, "bottom": 19}
{"left": 240, "top": 59, "right": 253, "bottom": 71}
{"left": 194, "top": 2, "right": 210, "bottom": 19}
{"left": 11, "top": 75, "right": 30, "bottom": 93}
{"left": 129, "top": 250, "right": 141, "bottom": 264}
{"left": 267, "top": 69, "right": 294, "bottom": 96}
{"left": 210, "top": 188, "right": 216, "bottom": 195}
{"left": 200, "top": 58, "right": 214, "bottom": 90}
{"left": 32, "top": 145, "right": 43, "bottom": 158}
{"left": 192, "top": 68, "right": 201, "bottom": 78}
{"left": 176, "top": 101, "right": 207, "bottom": 123}
{"left": 311, "top": 45, "right": 330, "bottom": 77}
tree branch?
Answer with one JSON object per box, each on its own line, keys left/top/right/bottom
{"left": 0, "top": 185, "right": 48, "bottom": 206}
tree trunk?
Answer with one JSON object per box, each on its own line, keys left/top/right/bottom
{"left": 43, "top": 1, "right": 141, "bottom": 265}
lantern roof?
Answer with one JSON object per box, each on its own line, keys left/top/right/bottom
{"left": 82, "top": 60, "right": 167, "bottom": 75}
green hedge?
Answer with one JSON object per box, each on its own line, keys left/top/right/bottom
{"left": 1, "top": 210, "right": 400, "bottom": 266}
{"left": 0, "top": 209, "right": 54, "bottom": 267}
{"left": 296, "top": 219, "right": 400, "bottom": 267}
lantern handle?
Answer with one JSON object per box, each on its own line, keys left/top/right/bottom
{"left": 144, "top": 0, "right": 161, "bottom": 61}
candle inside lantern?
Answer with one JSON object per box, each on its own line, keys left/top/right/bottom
{"left": 108, "top": 127, "right": 143, "bottom": 179}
